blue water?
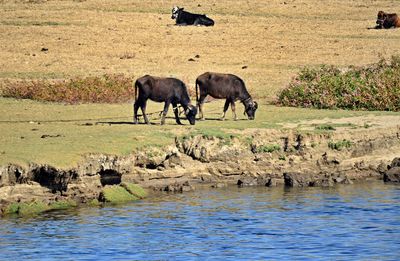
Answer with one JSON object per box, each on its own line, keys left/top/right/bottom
{"left": 0, "top": 182, "right": 399, "bottom": 260}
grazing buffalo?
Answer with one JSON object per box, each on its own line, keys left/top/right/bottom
{"left": 375, "top": 11, "right": 400, "bottom": 29}
{"left": 195, "top": 72, "right": 258, "bottom": 121}
{"left": 171, "top": 6, "right": 214, "bottom": 26}
{"left": 133, "top": 75, "right": 197, "bottom": 125}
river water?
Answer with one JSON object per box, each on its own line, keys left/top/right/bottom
{"left": 0, "top": 181, "right": 399, "bottom": 260}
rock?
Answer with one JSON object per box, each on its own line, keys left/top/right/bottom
{"left": 0, "top": 165, "right": 30, "bottom": 186}
{"left": 384, "top": 167, "right": 400, "bottom": 183}
{"left": 0, "top": 183, "right": 54, "bottom": 204}
{"left": 31, "top": 165, "right": 78, "bottom": 194}
{"left": 211, "top": 183, "right": 227, "bottom": 188}
{"left": 284, "top": 171, "right": 351, "bottom": 187}
{"left": 237, "top": 174, "right": 273, "bottom": 187}
{"left": 389, "top": 158, "right": 400, "bottom": 168}
{"left": 376, "top": 162, "right": 389, "bottom": 174}
{"left": 284, "top": 172, "right": 315, "bottom": 187}
{"left": 266, "top": 178, "right": 279, "bottom": 187}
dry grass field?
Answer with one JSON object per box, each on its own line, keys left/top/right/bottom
{"left": 0, "top": 0, "right": 400, "bottom": 167}
{"left": 1, "top": 0, "right": 399, "bottom": 101}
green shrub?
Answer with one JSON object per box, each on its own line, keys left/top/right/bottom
{"left": 278, "top": 56, "right": 400, "bottom": 111}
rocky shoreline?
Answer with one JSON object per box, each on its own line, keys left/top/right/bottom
{"left": 1, "top": 125, "right": 399, "bottom": 216}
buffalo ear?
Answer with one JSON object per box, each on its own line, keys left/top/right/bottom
{"left": 254, "top": 101, "right": 258, "bottom": 109}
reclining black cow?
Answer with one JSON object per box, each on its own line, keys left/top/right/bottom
{"left": 375, "top": 11, "right": 400, "bottom": 29}
{"left": 134, "top": 75, "right": 197, "bottom": 125}
{"left": 195, "top": 72, "right": 258, "bottom": 121}
{"left": 171, "top": 6, "right": 214, "bottom": 26}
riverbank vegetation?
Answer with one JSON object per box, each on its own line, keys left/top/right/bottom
{"left": 0, "top": 74, "right": 134, "bottom": 104}
{"left": 278, "top": 56, "right": 400, "bottom": 111}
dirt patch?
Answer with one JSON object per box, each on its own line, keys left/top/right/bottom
{"left": 279, "top": 115, "right": 400, "bottom": 131}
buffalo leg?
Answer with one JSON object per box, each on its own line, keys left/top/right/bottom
{"left": 133, "top": 101, "right": 140, "bottom": 124}
{"left": 199, "top": 102, "right": 205, "bottom": 120}
{"left": 161, "top": 101, "right": 171, "bottom": 125}
{"left": 140, "top": 101, "right": 149, "bottom": 124}
{"left": 197, "top": 94, "right": 207, "bottom": 120}
{"left": 172, "top": 102, "right": 182, "bottom": 125}
{"left": 221, "top": 99, "right": 230, "bottom": 120}
{"left": 230, "top": 101, "right": 237, "bottom": 121}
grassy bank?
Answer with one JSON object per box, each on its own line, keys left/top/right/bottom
{"left": 1, "top": 97, "right": 398, "bottom": 168}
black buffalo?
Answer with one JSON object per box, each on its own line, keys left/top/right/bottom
{"left": 171, "top": 6, "right": 214, "bottom": 26}
{"left": 375, "top": 11, "right": 400, "bottom": 29}
{"left": 195, "top": 72, "right": 258, "bottom": 121}
{"left": 134, "top": 75, "right": 197, "bottom": 125}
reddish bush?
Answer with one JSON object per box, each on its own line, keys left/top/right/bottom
{"left": 0, "top": 74, "right": 135, "bottom": 104}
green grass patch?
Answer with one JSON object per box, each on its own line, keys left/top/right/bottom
{"left": 278, "top": 56, "right": 400, "bottom": 111}
{"left": 255, "top": 144, "right": 281, "bottom": 153}
{"left": 121, "top": 183, "right": 147, "bottom": 199}
{"left": 315, "top": 124, "right": 336, "bottom": 131}
{"left": 2, "top": 200, "right": 78, "bottom": 216}
{"left": 88, "top": 199, "right": 101, "bottom": 207}
{"left": 328, "top": 139, "right": 353, "bottom": 151}
{"left": 101, "top": 185, "right": 139, "bottom": 204}
{"left": 3, "top": 201, "right": 48, "bottom": 216}
{"left": 314, "top": 123, "right": 356, "bottom": 131}
{"left": 50, "top": 200, "right": 78, "bottom": 210}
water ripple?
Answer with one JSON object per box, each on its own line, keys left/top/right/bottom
{"left": 0, "top": 181, "right": 399, "bottom": 260}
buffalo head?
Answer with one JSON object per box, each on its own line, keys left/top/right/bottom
{"left": 243, "top": 100, "right": 258, "bottom": 120}
{"left": 185, "top": 104, "right": 197, "bottom": 125}
{"left": 171, "top": 6, "right": 183, "bottom": 20}
{"left": 376, "top": 11, "right": 387, "bottom": 28}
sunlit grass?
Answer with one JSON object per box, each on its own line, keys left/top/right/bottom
{"left": 1, "top": 98, "right": 397, "bottom": 168}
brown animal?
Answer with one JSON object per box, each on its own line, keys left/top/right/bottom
{"left": 375, "top": 11, "right": 400, "bottom": 29}
{"left": 133, "top": 75, "right": 197, "bottom": 125}
{"left": 195, "top": 72, "right": 258, "bottom": 121}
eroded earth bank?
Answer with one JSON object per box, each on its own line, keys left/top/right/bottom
{"left": 1, "top": 124, "right": 400, "bottom": 216}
